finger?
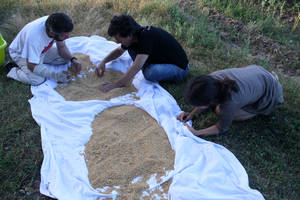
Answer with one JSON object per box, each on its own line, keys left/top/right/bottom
{"left": 184, "top": 124, "right": 193, "bottom": 132}
{"left": 177, "top": 112, "right": 185, "bottom": 121}
{"left": 182, "top": 114, "right": 190, "bottom": 122}
{"left": 96, "top": 68, "right": 104, "bottom": 77}
{"left": 100, "top": 68, "right": 105, "bottom": 76}
{"left": 95, "top": 68, "right": 100, "bottom": 77}
{"left": 66, "top": 71, "right": 72, "bottom": 79}
{"left": 184, "top": 123, "right": 191, "bottom": 128}
{"left": 99, "top": 86, "right": 108, "bottom": 93}
{"left": 180, "top": 116, "right": 187, "bottom": 122}
{"left": 62, "top": 71, "right": 69, "bottom": 77}
{"left": 182, "top": 115, "right": 187, "bottom": 122}
{"left": 177, "top": 114, "right": 182, "bottom": 121}
{"left": 99, "top": 86, "right": 105, "bottom": 93}
{"left": 76, "top": 64, "right": 82, "bottom": 73}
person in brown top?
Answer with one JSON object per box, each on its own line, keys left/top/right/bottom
{"left": 177, "top": 65, "right": 284, "bottom": 136}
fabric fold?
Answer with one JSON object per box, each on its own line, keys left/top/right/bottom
{"left": 28, "top": 36, "right": 264, "bottom": 200}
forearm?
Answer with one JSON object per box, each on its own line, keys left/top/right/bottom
{"left": 115, "top": 63, "right": 141, "bottom": 86}
{"left": 115, "top": 54, "right": 148, "bottom": 86}
{"left": 193, "top": 124, "right": 220, "bottom": 136}
{"left": 56, "top": 41, "right": 73, "bottom": 60}
{"left": 101, "top": 47, "right": 124, "bottom": 64}
{"left": 191, "top": 106, "right": 209, "bottom": 116}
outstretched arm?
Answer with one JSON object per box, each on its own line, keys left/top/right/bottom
{"left": 177, "top": 106, "right": 209, "bottom": 122}
{"left": 184, "top": 124, "right": 220, "bottom": 136}
{"left": 95, "top": 46, "right": 125, "bottom": 77}
{"left": 99, "top": 54, "right": 149, "bottom": 93}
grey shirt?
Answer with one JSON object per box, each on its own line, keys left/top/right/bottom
{"left": 210, "top": 65, "right": 281, "bottom": 133}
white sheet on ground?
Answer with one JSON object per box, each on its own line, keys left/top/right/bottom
{"left": 28, "top": 36, "right": 265, "bottom": 200}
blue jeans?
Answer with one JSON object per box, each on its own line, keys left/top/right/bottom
{"left": 128, "top": 50, "right": 189, "bottom": 82}
{"left": 142, "top": 63, "right": 189, "bottom": 82}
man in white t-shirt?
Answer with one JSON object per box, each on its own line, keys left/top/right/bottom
{"left": 6, "top": 12, "right": 82, "bottom": 85}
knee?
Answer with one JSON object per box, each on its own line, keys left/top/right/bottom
{"left": 31, "top": 77, "right": 46, "bottom": 86}
{"left": 143, "top": 67, "right": 158, "bottom": 82}
{"left": 233, "top": 109, "right": 257, "bottom": 121}
{"left": 27, "top": 64, "right": 35, "bottom": 72}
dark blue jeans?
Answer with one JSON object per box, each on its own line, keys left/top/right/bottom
{"left": 128, "top": 50, "right": 189, "bottom": 82}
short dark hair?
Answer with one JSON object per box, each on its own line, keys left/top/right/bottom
{"left": 46, "top": 13, "right": 73, "bottom": 33}
{"left": 107, "top": 14, "right": 141, "bottom": 37}
{"left": 185, "top": 75, "right": 239, "bottom": 106}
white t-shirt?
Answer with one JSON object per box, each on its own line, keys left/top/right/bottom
{"left": 9, "top": 16, "right": 54, "bottom": 64}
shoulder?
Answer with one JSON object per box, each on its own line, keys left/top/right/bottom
{"left": 209, "top": 69, "right": 228, "bottom": 80}
{"left": 26, "top": 16, "right": 48, "bottom": 30}
{"left": 24, "top": 16, "right": 47, "bottom": 35}
{"left": 141, "top": 26, "right": 169, "bottom": 37}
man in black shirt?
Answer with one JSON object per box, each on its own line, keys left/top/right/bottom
{"left": 96, "top": 14, "right": 189, "bottom": 93}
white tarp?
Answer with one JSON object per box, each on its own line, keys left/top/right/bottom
{"left": 28, "top": 36, "right": 265, "bottom": 200}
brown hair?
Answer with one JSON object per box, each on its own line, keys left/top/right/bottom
{"left": 185, "top": 75, "right": 239, "bottom": 106}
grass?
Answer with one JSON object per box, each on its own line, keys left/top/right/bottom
{"left": 0, "top": 0, "right": 299, "bottom": 199}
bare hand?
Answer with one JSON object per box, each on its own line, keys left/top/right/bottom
{"left": 184, "top": 124, "right": 198, "bottom": 136}
{"left": 95, "top": 62, "right": 105, "bottom": 77}
{"left": 177, "top": 112, "right": 193, "bottom": 122}
{"left": 99, "top": 82, "right": 117, "bottom": 93}
{"left": 71, "top": 59, "right": 82, "bottom": 74}
{"left": 62, "top": 70, "right": 72, "bottom": 80}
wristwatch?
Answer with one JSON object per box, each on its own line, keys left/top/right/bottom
{"left": 70, "top": 56, "right": 77, "bottom": 62}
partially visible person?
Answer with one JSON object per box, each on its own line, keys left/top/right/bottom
{"left": 177, "top": 65, "right": 284, "bottom": 136}
{"left": 5, "top": 12, "right": 82, "bottom": 85}
{"left": 95, "top": 14, "right": 189, "bottom": 93}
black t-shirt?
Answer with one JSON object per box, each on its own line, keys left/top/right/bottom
{"left": 122, "top": 26, "right": 188, "bottom": 70}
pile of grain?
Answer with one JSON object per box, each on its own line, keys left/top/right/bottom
{"left": 56, "top": 54, "right": 174, "bottom": 199}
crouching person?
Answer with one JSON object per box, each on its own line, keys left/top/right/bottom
{"left": 177, "top": 65, "right": 284, "bottom": 136}
{"left": 96, "top": 14, "right": 189, "bottom": 93}
{"left": 6, "top": 12, "right": 81, "bottom": 85}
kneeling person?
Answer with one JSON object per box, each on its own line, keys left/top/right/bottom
{"left": 96, "top": 14, "right": 189, "bottom": 93}
{"left": 6, "top": 13, "right": 82, "bottom": 85}
{"left": 177, "top": 65, "right": 284, "bottom": 136}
